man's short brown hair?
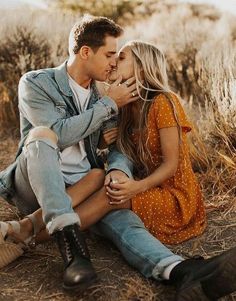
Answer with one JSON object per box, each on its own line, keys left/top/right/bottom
{"left": 69, "top": 15, "right": 123, "bottom": 54}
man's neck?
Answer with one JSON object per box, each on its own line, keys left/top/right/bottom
{"left": 67, "top": 56, "right": 91, "bottom": 89}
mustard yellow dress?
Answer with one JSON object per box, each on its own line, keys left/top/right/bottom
{"left": 131, "top": 93, "right": 206, "bottom": 244}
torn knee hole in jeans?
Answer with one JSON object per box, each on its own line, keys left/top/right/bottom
{"left": 25, "top": 138, "right": 60, "bottom": 159}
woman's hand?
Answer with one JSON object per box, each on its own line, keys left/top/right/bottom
{"left": 104, "top": 170, "right": 128, "bottom": 187}
{"left": 106, "top": 177, "right": 144, "bottom": 204}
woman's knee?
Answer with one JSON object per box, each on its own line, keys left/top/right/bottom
{"left": 26, "top": 126, "right": 58, "bottom": 145}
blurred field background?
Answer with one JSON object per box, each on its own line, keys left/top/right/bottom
{"left": 0, "top": 0, "right": 236, "bottom": 300}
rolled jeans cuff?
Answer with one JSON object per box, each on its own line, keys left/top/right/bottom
{"left": 47, "top": 213, "right": 81, "bottom": 235}
{"left": 152, "top": 255, "right": 184, "bottom": 280}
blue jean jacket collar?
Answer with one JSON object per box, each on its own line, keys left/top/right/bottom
{"left": 54, "top": 61, "right": 100, "bottom": 108}
{"left": 54, "top": 61, "right": 73, "bottom": 97}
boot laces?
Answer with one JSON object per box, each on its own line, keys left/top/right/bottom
{"left": 72, "top": 228, "right": 87, "bottom": 257}
{"left": 64, "top": 234, "right": 73, "bottom": 262}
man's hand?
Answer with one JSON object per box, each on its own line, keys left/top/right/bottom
{"left": 103, "top": 127, "right": 118, "bottom": 146}
{"left": 98, "top": 127, "right": 118, "bottom": 149}
{"left": 107, "top": 76, "right": 139, "bottom": 108}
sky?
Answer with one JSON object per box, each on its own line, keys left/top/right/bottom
{"left": 0, "top": 0, "right": 235, "bottom": 14}
{"left": 0, "top": 0, "right": 48, "bottom": 9}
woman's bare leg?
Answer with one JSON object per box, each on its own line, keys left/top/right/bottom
{"left": 36, "top": 186, "right": 131, "bottom": 243}
{"left": 8, "top": 169, "right": 131, "bottom": 244}
{"left": 75, "top": 187, "right": 131, "bottom": 230}
{"left": 7, "top": 169, "right": 105, "bottom": 242}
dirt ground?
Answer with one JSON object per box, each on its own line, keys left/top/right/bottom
{"left": 0, "top": 133, "right": 236, "bottom": 301}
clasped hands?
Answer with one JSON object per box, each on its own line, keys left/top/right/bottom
{"left": 104, "top": 170, "right": 143, "bottom": 205}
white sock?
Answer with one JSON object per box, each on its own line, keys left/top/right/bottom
{"left": 162, "top": 260, "right": 183, "bottom": 280}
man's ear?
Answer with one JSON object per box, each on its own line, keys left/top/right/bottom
{"left": 79, "top": 46, "right": 93, "bottom": 60}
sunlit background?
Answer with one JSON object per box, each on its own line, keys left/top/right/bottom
{"left": 0, "top": 0, "right": 236, "bottom": 14}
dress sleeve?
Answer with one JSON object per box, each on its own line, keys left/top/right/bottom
{"left": 153, "top": 93, "right": 192, "bottom": 133}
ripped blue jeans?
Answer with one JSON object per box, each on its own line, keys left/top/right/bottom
{"left": 13, "top": 130, "right": 183, "bottom": 280}
{"left": 14, "top": 134, "right": 80, "bottom": 234}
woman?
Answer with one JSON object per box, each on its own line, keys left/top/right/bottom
{"left": 104, "top": 40, "right": 206, "bottom": 245}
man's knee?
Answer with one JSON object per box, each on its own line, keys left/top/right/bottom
{"left": 102, "top": 209, "right": 144, "bottom": 227}
{"left": 26, "top": 126, "right": 58, "bottom": 145}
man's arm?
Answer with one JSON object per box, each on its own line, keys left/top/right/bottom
{"left": 18, "top": 73, "right": 118, "bottom": 149}
{"left": 106, "top": 145, "right": 133, "bottom": 179}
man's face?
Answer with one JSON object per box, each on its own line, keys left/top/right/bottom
{"left": 86, "top": 36, "right": 118, "bottom": 81}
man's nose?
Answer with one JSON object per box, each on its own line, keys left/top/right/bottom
{"left": 110, "top": 58, "right": 117, "bottom": 67}
{"left": 110, "top": 55, "right": 118, "bottom": 68}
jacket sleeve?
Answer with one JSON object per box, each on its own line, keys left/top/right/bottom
{"left": 18, "top": 73, "right": 118, "bottom": 149}
{"left": 106, "top": 145, "right": 133, "bottom": 178}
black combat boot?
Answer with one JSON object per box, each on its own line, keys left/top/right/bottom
{"left": 169, "top": 246, "right": 236, "bottom": 301}
{"left": 53, "top": 223, "right": 97, "bottom": 292}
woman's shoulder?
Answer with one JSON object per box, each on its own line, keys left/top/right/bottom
{"left": 150, "top": 92, "right": 192, "bottom": 131}
{"left": 150, "top": 92, "right": 182, "bottom": 115}
{"left": 152, "top": 92, "right": 181, "bottom": 108}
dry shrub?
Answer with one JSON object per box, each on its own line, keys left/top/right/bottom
{"left": 0, "top": 26, "right": 52, "bottom": 131}
{"left": 0, "top": 82, "right": 19, "bottom": 132}
{"left": 0, "top": 8, "right": 76, "bottom": 133}
{"left": 196, "top": 42, "right": 236, "bottom": 204}
{"left": 49, "top": 0, "right": 159, "bottom": 25}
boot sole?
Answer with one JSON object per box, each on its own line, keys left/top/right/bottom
{"left": 62, "top": 274, "right": 98, "bottom": 294}
{"left": 202, "top": 246, "right": 236, "bottom": 299}
{"left": 176, "top": 246, "right": 236, "bottom": 301}
{"left": 176, "top": 281, "right": 212, "bottom": 301}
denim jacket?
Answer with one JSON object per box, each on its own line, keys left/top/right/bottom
{"left": 0, "top": 62, "right": 133, "bottom": 204}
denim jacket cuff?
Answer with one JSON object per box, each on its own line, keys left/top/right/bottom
{"left": 99, "top": 96, "right": 118, "bottom": 118}
{"left": 106, "top": 165, "right": 133, "bottom": 179}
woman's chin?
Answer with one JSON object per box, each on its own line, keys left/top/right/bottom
{"left": 108, "top": 74, "right": 117, "bottom": 81}
{"left": 107, "top": 77, "right": 117, "bottom": 84}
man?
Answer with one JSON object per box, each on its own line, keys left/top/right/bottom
{"left": 0, "top": 16, "right": 235, "bottom": 300}
{"left": 0, "top": 15, "right": 137, "bottom": 291}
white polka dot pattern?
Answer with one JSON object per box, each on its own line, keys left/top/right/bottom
{"left": 131, "top": 93, "right": 206, "bottom": 245}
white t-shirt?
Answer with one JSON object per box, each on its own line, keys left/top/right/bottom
{"left": 60, "top": 74, "right": 91, "bottom": 185}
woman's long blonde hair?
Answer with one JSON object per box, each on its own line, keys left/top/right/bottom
{"left": 116, "top": 40, "right": 181, "bottom": 178}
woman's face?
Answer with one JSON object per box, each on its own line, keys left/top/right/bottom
{"left": 108, "top": 46, "right": 134, "bottom": 82}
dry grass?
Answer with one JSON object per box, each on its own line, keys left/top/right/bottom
{"left": 0, "top": 135, "right": 235, "bottom": 300}
{"left": 0, "top": 1, "right": 236, "bottom": 300}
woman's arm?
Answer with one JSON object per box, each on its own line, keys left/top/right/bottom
{"left": 141, "top": 126, "right": 179, "bottom": 190}
{"left": 106, "top": 126, "right": 180, "bottom": 203}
